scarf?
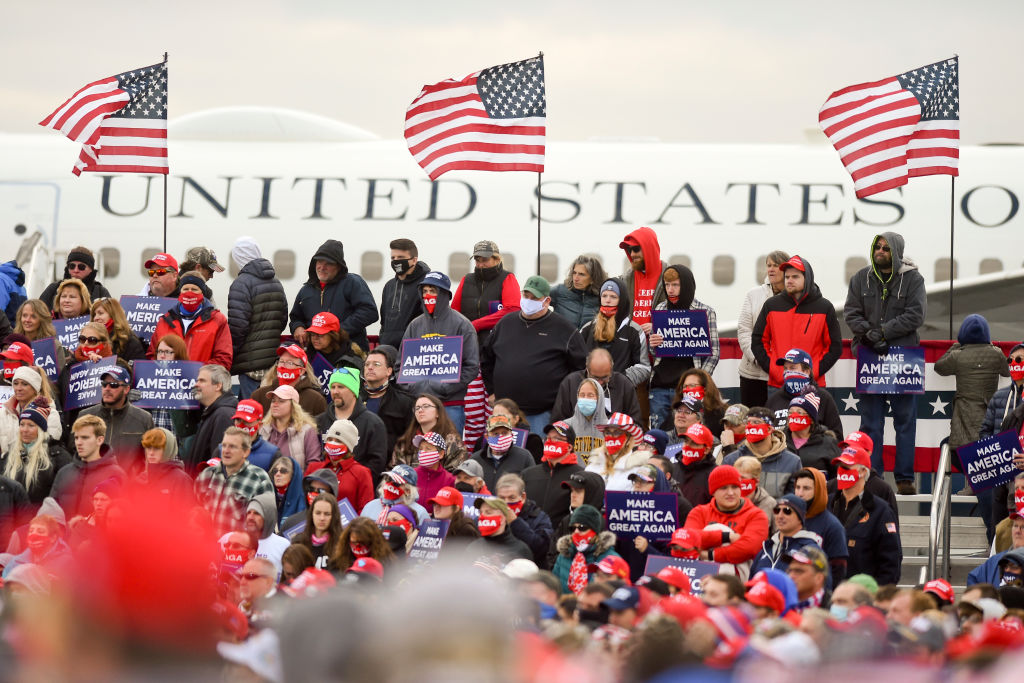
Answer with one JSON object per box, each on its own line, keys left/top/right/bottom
{"left": 568, "top": 551, "right": 589, "bottom": 595}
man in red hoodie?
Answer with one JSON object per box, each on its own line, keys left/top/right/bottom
{"left": 683, "top": 464, "right": 769, "bottom": 579}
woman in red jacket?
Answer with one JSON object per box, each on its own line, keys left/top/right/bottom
{"left": 147, "top": 271, "right": 232, "bottom": 369}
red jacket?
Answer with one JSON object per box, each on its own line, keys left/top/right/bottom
{"left": 148, "top": 303, "right": 233, "bottom": 369}
{"left": 305, "top": 457, "right": 374, "bottom": 512}
{"left": 684, "top": 498, "right": 769, "bottom": 565}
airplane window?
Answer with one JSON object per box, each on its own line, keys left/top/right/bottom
{"left": 273, "top": 250, "right": 296, "bottom": 281}
{"left": 755, "top": 254, "right": 768, "bottom": 284}
{"left": 845, "top": 257, "right": 868, "bottom": 282}
{"left": 361, "top": 251, "right": 383, "bottom": 282}
{"left": 539, "top": 253, "right": 559, "bottom": 282}
{"left": 448, "top": 252, "right": 470, "bottom": 283}
{"left": 934, "top": 258, "right": 958, "bottom": 282}
{"left": 140, "top": 248, "right": 162, "bottom": 277}
{"left": 99, "top": 248, "right": 119, "bottom": 278}
{"left": 979, "top": 258, "right": 1002, "bottom": 275}
{"left": 711, "top": 255, "right": 735, "bottom": 286}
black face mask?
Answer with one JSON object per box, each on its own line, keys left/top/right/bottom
{"left": 475, "top": 264, "right": 501, "bottom": 281}
{"left": 454, "top": 481, "right": 475, "bottom": 493}
{"left": 391, "top": 258, "right": 412, "bottom": 275}
{"left": 576, "top": 608, "right": 608, "bottom": 625}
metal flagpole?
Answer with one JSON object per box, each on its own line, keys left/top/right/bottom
{"left": 162, "top": 51, "right": 169, "bottom": 253}
{"left": 536, "top": 172, "right": 542, "bottom": 276}
{"left": 948, "top": 176, "right": 954, "bottom": 338}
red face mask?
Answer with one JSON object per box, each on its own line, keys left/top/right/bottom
{"left": 178, "top": 291, "right": 204, "bottom": 312}
{"left": 745, "top": 422, "right": 772, "bottom": 443}
{"left": 604, "top": 434, "right": 628, "bottom": 456}
{"left": 599, "top": 305, "right": 618, "bottom": 318}
{"left": 350, "top": 542, "right": 370, "bottom": 557}
{"left": 26, "top": 532, "right": 50, "bottom": 553}
{"left": 102, "top": 318, "right": 114, "bottom": 331}
{"left": 670, "top": 547, "right": 699, "bottom": 560}
{"left": 235, "top": 419, "right": 259, "bottom": 439}
{"left": 222, "top": 548, "right": 254, "bottom": 567}
{"left": 79, "top": 343, "right": 104, "bottom": 356}
{"left": 423, "top": 295, "right": 437, "bottom": 315}
{"left": 388, "top": 516, "right": 414, "bottom": 535}
{"left": 1010, "top": 363, "right": 1024, "bottom": 383}
{"left": 680, "top": 446, "right": 705, "bottom": 466}
{"left": 740, "top": 478, "right": 757, "bottom": 497}
{"left": 277, "top": 366, "right": 302, "bottom": 386}
{"left": 683, "top": 386, "right": 705, "bottom": 402}
{"left": 837, "top": 467, "right": 860, "bottom": 490}
{"left": 506, "top": 499, "right": 524, "bottom": 517}
{"left": 306, "top": 491, "right": 319, "bottom": 506}
{"left": 324, "top": 442, "right": 348, "bottom": 461}
{"left": 1015, "top": 489, "right": 1024, "bottom": 515}
{"left": 2, "top": 361, "right": 18, "bottom": 382}
{"left": 571, "top": 529, "right": 597, "bottom": 550}
{"left": 478, "top": 514, "right": 503, "bottom": 537}
{"left": 667, "top": 295, "right": 679, "bottom": 304}
{"left": 542, "top": 440, "right": 572, "bottom": 463}
{"left": 382, "top": 480, "right": 403, "bottom": 501}
{"left": 788, "top": 412, "right": 811, "bottom": 432}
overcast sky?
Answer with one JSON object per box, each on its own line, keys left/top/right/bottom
{"left": 1, "top": 1, "right": 1019, "bottom": 145}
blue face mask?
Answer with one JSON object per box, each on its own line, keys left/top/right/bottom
{"left": 783, "top": 370, "right": 810, "bottom": 395}
{"left": 577, "top": 398, "right": 598, "bottom": 417}
{"left": 829, "top": 604, "right": 848, "bottom": 621}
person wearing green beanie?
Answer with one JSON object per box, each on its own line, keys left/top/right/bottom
{"left": 552, "top": 503, "right": 620, "bottom": 594}
{"left": 313, "top": 366, "right": 388, "bottom": 484}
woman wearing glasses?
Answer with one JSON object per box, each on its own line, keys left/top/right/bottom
{"left": 90, "top": 298, "right": 146, "bottom": 361}
{"left": 147, "top": 271, "right": 233, "bottom": 369}
{"left": 259, "top": 385, "right": 321, "bottom": 472}
{"left": 37, "top": 247, "right": 111, "bottom": 311}
{"left": 391, "top": 394, "right": 466, "bottom": 471}
{"left": 250, "top": 344, "right": 327, "bottom": 418}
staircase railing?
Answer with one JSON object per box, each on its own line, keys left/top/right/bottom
{"left": 927, "top": 442, "right": 953, "bottom": 581}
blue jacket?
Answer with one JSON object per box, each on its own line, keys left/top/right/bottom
{"left": 0, "top": 261, "right": 25, "bottom": 330}
{"left": 967, "top": 548, "right": 1024, "bottom": 586}
{"left": 273, "top": 455, "right": 306, "bottom": 524}
{"left": 750, "top": 531, "right": 824, "bottom": 581}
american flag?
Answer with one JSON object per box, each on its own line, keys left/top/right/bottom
{"left": 39, "top": 61, "right": 168, "bottom": 176}
{"left": 405, "top": 56, "right": 546, "bottom": 180}
{"left": 818, "top": 57, "right": 958, "bottom": 198}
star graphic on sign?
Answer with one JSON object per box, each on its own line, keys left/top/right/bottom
{"left": 930, "top": 396, "right": 949, "bottom": 415}
{"left": 842, "top": 392, "right": 860, "bottom": 412}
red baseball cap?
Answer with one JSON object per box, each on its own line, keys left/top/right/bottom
{"left": 282, "top": 567, "right": 337, "bottom": 597}
{"left": 839, "top": 431, "right": 874, "bottom": 452}
{"left": 684, "top": 423, "right": 714, "bottom": 447}
{"left": 780, "top": 255, "right": 805, "bottom": 272}
{"left": 923, "top": 578, "right": 955, "bottom": 604}
{"left": 588, "top": 555, "right": 631, "bottom": 583}
{"left": 1, "top": 342, "right": 33, "bottom": 365}
{"left": 277, "top": 343, "right": 308, "bottom": 365}
{"left": 429, "top": 486, "right": 463, "bottom": 508}
{"left": 656, "top": 593, "right": 707, "bottom": 628}
{"left": 745, "top": 581, "right": 785, "bottom": 614}
{"left": 833, "top": 445, "right": 871, "bottom": 469}
{"left": 669, "top": 528, "right": 701, "bottom": 552}
{"left": 232, "top": 399, "right": 263, "bottom": 423}
{"left": 211, "top": 600, "right": 248, "bottom": 641}
{"left": 347, "top": 557, "right": 384, "bottom": 580}
{"left": 145, "top": 253, "right": 179, "bottom": 271}
{"left": 307, "top": 312, "right": 340, "bottom": 335}
{"left": 655, "top": 565, "right": 692, "bottom": 593}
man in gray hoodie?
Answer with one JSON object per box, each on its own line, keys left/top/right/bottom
{"left": 844, "top": 232, "right": 926, "bottom": 495}
{"left": 241, "top": 490, "right": 290, "bottom": 581}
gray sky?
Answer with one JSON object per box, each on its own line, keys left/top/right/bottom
{"left": 1, "top": 1, "right": 1019, "bottom": 144}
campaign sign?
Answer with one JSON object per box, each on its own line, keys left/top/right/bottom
{"left": 408, "top": 519, "right": 450, "bottom": 563}
{"left": 132, "top": 360, "right": 202, "bottom": 409}
{"left": 120, "top": 295, "right": 176, "bottom": 343}
{"left": 0, "top": 386, "right": 11, "bottom": 404}
{"left": 53, "top": 315, "right": 89, "bottom": 352}
{"left": 664, "top": 442, "right": 683, "bottom": 463}
{"left": 31, "top": 337, "right": 60, "bottom": 382}
{"left": 282, "top": 497, "right": 360, "bottom": 539}
{"left": 512, "top": 427, "right": 528, "bottom": 449}
{"left": 461, "top": 492, "right": 484, "bottom": 520}
{"left": 643, "top": 556, "right": 721, "bottom": 596}
{"left": 397, "top": 336, "right": 463, "bottom": 384}
{"left": 957, "top": 431, "right": 1024, "bottom": 493}
{"left": 64, "top": 356, "right": 118, "bottom": 411}
{"left": 651, "top": 310, "right": 711, "bottom": 358}
{"left": 605, "top": 491, "right": 678, "bottom": 541}
{"left": 856, "top": 346, "right": 925, "bottom": 395}
{"left": 312, "top": 353, "right": 334, "bottom": 400}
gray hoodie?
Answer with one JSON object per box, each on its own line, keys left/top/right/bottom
{"left": 400, "top": 283, "right": 480, "bottom": 402}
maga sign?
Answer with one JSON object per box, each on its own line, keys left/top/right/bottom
{"left": 119, "top": 296, "right": 177, "bottom": 343}
{"left": 53, "top": 315, "right": 89, "bottom": 352}
{"left": 312, "top": 353, "right": 334, "bottom": 400}
{"left": 856, "top": 346, "right": 925, "bottom": 394}
{"left": 651, "top": 310, "right": 711, "bottom": 358}
{"left": 31, "top": 337, "right": 60, "bottom": 383}
{"left": 408, "top": 519, "right": 450, "bottom": 563}
{"left": 605, "top": 491, "right": 678, "bottom": 540}
{"left": 64, "top": 356, "right": 118, "bottom": 411}
{"left": 132, "top": 360, "right": 202, "bottom": 409}
{"left": 957, "top": 431, "right": 1024, "bottom": 493}
{"left": 398, "top": 336, "right": 463, "bottom": 384}
{"left": 643, "top": 556, "right": 721, "bottom": 596}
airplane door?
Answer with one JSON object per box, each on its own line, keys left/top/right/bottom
{"left": 0, "top": 181, "right": 60, "bottom": 294}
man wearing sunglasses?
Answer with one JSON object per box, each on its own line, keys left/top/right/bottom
{"left": 140, "top": 253, "right": 180, "bottom": 298}
{"left": 749, "top": 494, "right": 825, "bottom": 580}
{"left": 844, "top": 232, "right": 926, "bottom": 496}
{"left": 38, "top": 246, "right": 112, "bottom": 310}
{"left": 80, "top": 365, "right": 154, "bottom": 472}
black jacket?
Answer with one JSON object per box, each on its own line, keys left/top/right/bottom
{"left": 111, "top": 332, "right": 147, "bottom": 362}
{"left": 766, "top": 385, "right": 844, "bottom": 438}
{"left": 315, "top": 400, "right": 389, "bottom": 483}
{"left": 550, "top": 369, "right": 642, "bottom": 424}
{"left": 184, "top": 393, "right": 238, "bottom": 473}
{"left": 826, "top": 470, "right": 899, "bottom": 523}
{"left": 675, "top": 453, "right": 716, "bottom": 508}
{"left": 0, "top": 476, "right": 29, "bottom": 549}
{"left": 786, "top": 426, "right": 840, "bottom": 477}
{"left": 829, "top": 489, "right": 902, "bottom": 585}
{"left": 465, "top": 528, "right": 533, "bottom": 563}
{"left": 521, "top": 460, "right": 584, "bottom": 531}
{"left": 509, "top": 498, "right": 555, "bottom": 569}
{"left": 228, "top": 257, "right": 288, "bottom": 374}
{"left": 79, "top": 401, "right": 155, "bottom": 474}
{"left": 289, "top": 240, "right": 378, "bottom": 350}
{"left": 470, "top": 445, "right": 535, "bottom": 493}
{"left": 379, "top": 260, "right": 430, "bottom": 349}
{"left": 0, "top": 440, "right": 74, "bottom": 506}
{"left": 456, "top": 266, "right": 513, "bottom": 347}
{"left": 359, "top": 381, "right": 415, "bottom": 459}
{"left": 39, "top": 268, "right": 111, "bottom": 310}
{"left": 51, "top": 447, "right": 126, "bottom": 518}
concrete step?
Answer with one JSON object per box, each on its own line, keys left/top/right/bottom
{"left": 901, "top": 555, "right": 982, "bottom": 586}
{"left": 897, "top": 515, "right": 989, "bottom": 551}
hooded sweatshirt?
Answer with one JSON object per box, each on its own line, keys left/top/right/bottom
{"left": 379, "top": 260, "right": 431, "bottom": 349}
{"left": 243, "top": 490, "right": 291, "bottom": 579}
{"left": 401, "top": 279, "right": 480, "bottom": 403}
{"left": 723, "top": 431, "right": 802, "bottom": 499}
{"left": 651, "top": 264, "right": 720, "bottom": 384}
{"left": 289, "top": 240, "right": 379, "bottom": 351}
{"left": 579, "top": 277, "right": 650, "bottom": 386}
{"left": 619, "top": 227, "right": 667, "bottom": 328}
{"left": 39, "top": 262, "right": 111, "bottom": 311}
{"left": 800, "top": 466, "right": 849, "bottom": 583}
{"left": 751, "top": 256, "right": 842, "bottom": 387}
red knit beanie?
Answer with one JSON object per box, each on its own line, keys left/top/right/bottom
{"left": 708, "top": 465, "right": 742, "bottom": 494}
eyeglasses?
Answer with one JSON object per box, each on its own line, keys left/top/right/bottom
{"left": 68, "top": 262, "right": 89, "bottom": 272}
{"left": 270, "top": 467, "right": 291, "bottom": 475}
{"left": 78, "top": 336, "right": 102, "bottom": 345}
{"left": 279, "top": 361, "right": 304, "bottom": 369}
{"left": 414, "top": 404, "right": 435, "bottom": 412}
{"left": 772, "top": 506, "right": 796, "bottom": 516}
{"left": 570, "top": 524, "right": 590, "bottom": 532}
{"left": 240, "top": 573, "right": 271, "bottom": 582}
{"left": 148, "top": 268, "right": 172, "bottom": 277}
{"left": 674, "top": 407, "right": 695, "bottom": 415}
{"left": 100, "top": 381, "right": 125, "bottom": 389}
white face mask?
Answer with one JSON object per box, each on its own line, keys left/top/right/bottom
{"left": 520, "top": 296, "right": 547, "bottom": 316}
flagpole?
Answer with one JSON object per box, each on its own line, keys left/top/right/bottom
{"left": 948, "top": 176, "right": 955, "bottom": 338}
{"left": 162, "top": 51, "right": 169, "bottom": 253}
{"left": 536, "top": 172, "right": 542, "bottom": 276}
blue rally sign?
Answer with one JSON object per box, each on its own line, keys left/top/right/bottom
{"left": 132, "top": 360, "right": 203, "bottom": 410}
{"left": 958, "top": 431, "right": 1024, "bottom": 493}
{"left": 856, "top": 346, "right": 925, "bottom": 394}
{"left": 643, "top": 556, "right": 721, "bottom": 596}
{"left": 64, "top": 356, "right": 118, "bottom": 411}
{"left": 605, "top": 491, "right": 678, "bottom": 541}
{"left": 651, "top": 310, "right": 711, "bottom": 357}
{"left": 408, "top": 519, "right": 450, "bottom": 563}
{"left": 311, "top": 353, "right": 334, "bottom": 400}
{"left": 119, "top": 295, "right": 177, "bottom": 343}
{"left": 461, "top": 493, "right": 483, "bottom": 520}
{"left": 53, "top": 315, "right": 90, "bottom": 352}
{"left": 397, "top": 336, "right": 463, "bottom": 384}
{"left": 31, "top": 337, "right": 60, "bottom": 383}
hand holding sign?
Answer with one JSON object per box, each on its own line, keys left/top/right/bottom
{"left": 651, "top": 310, "right": 711, "bottom": 358}
{"left": 398, "top": 336, "right": 463, "bottom": 384}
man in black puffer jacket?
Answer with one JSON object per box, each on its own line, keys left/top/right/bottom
{"left": 228, "top": 237, "right": 288, "bottom": 399}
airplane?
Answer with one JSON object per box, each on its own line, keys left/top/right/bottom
{"left": 3, "top": 105, "right": 1023, "bottom": 342}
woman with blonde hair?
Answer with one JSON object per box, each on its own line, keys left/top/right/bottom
{"left": 52, "top": 279, "right": 92, "bottom": 320}
{"left": 0, "top": 403, "right": 72, "bottom": 507}
{"left": 259, "top": 384, "right": 321, "bottom": 471}
{"left": 14, "top": 300, "right": 57, "bottom": 342}
{"left": 0, "top": 368, "right": 61, "bottom": 453}
{"left": 90, "top": 298, "right": 146, "bottom": 361}
{"left": 584, "top": 412, "right": 649, "bottom": 492}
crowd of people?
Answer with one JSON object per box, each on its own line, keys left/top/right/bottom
{"left": 0, "top": 227, "right": 1021, "bottom": 680}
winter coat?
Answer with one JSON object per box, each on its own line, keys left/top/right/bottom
{"left": 137, "top": 459, "right": 196, "bottom": 507}
{"left": 51, "top": 448, "right": 126, "bottom": 518}
{"left": 148, "top": 300, "right": 233, "bottom": 369}
{"left": 315, "top": 401, "right": 388, "bottom": 482}
{"left": 585, "top": 445, "right": 650, "bottom": 492}
{"left": 546, "top": 471, "right": 607, "bottom": 567}
{"left": 269, "top": 455, "right": 306, "bottom": 525}
{"left": 829, "top": 489, "right": 902, "bottom": 585}
{"left": 752, "top": 256, "right": 842, "bottom": 387}
{"left": 465, "top": 528, "right": 533, "bottom": 564}
{"left": 0, "top": 440, "right": 73, "bottom": 506}
{"left": 0, "top": 397, "right": 63, "bottom": 456}
{"left": 980, "top": 382, "right": 1024, "bottom": 441}
{"left": 826, "top": 470, "right": 900, "bottom": 523}
{"left": 0, "top": 261, "right": 26, "bottom": 331}
{"left": 228, "top": 257, "right": 288, "bottom": 375}
{"left": 470, "top": 445, "right": 536, "bottom": 493}
{"left": 289, "top": 240, "right": 379, "bottom": 351}
{"left": 551, "top": 370, "right": 642, "bottom": 425}
{"left": 80, "top": 401, "right": 155, "bottom": 473}
{"left": 579, "top": 277, "right": 651, "bottom": 387}
{"left": 39, "top": 267, "right": 111, "bottom": 310}
{"left": 550, "top": 284, "right": 600, "bottom": 330}
{"left": 110, "top": 331, "right": 147, "bottom": 362}
{"left": 684, "top": 498, "right": 770, "bottom": 568}
{"left": 451, "top": 266, "right": 520, "bottom": 347}
{"left": 738, "top": 280, "right": 775, "bottom": 381}
{"left": 522, "top": 459, "right": 584, "bottom": 530}
{"left": 675, "top": 453, "right": 717, "bottom": 508}
{"left": 305, "top": 456, "right": 374, "bottom": 512}
{"left": 967, "top": 548, "right": 1024, "bottom": 586}
{"left": 359, "top": 382, "right": 415, "bottom": 459}
{"left": 0, "top": 475, "right": 28, "bottom": 547}
{"left": 245, "top": 436, "right": 283, "bottom": 473}
{"left": 801, "top": 466, "right": 849, "bottom": 582}
{"left": 765, "top": 384, "right": 844, "bottom": 438}
{"left": 786, "top": 426, "right": 840, "bottom": 477}
{"left": 935, "top": 315, "right": 1010, "bottom": 450}
{"left": 184, "top": 393, "right": 238, "bottom": 473}
{"left": 509, "top": 498, "right": 554, "bottom": 568}
{"left": 843, "top": 231, "right": 926, "bottom": 353}
{"left": 552, "top": 530, "right": 620, "bottom": 592}
{"left": 401, "top": 285, "right": 479, "bottom": 403}
{"left": 619, "top": 226, "right": 668, "bottom": 326}
{"left": 378, "top": 260, "right": 430, "bottom": 349}
{"left": 723, "top": 432, "right": 802, "bottom": 498}
{"left": 251, "top": 374, "right": 327, "bottom": 419}
{"left": 750, "top": 529, "right": 824, "bottom": 578}
{"left": 415, "top": 465, "right": 455, "bottom": 512}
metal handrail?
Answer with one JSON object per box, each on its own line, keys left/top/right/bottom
{"left": 927, "top": 442, "right": 953, "bottom": 580}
